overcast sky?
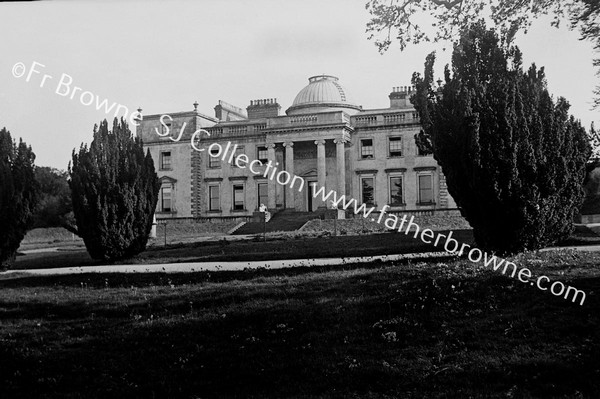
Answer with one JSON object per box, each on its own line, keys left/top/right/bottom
{"left": 0, "top": 0, "right": 597, "bottom": 169}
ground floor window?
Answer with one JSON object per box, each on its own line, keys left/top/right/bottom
{"left": 389, "top": 176, "right": 404, "bottom": 205}
{"left": 360, "top": 176, "right": 374, "bottom": 205}
{"left": 233, "top": 184, "right": 245, "bottom": 210}
{"left": 418, "top": 174, "right": 434, "bottom": 204}
{"left": 257, "top": 182, "right": 268, "bottom": 208}
{"left": 209, "top": 185, "right": 220, "bottom": 211}
{"left": 160, "top": 186, "right": 172, "bottom": 212}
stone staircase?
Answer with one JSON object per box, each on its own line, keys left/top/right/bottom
{"left": 232, "top": 209, "right": 328, "bottom": 235}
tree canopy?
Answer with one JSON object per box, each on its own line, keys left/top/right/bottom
{"left": 366, "top": 0, "right": 600, "bottom": 105}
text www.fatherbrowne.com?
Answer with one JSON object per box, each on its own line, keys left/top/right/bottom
{"left": 314, "top": 185, "right": 586, "bottom": 305}
{"left": 153, "top": 111, "right": 589, "bottom": 305}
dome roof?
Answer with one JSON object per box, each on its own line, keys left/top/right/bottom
{"left": 286, "top": 75, "right": 361, "bottom": 115}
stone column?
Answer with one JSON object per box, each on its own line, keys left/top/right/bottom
{"left": 315, "top": 139, "right": 326, "bottom": 208}
{"left": 266, "top": 143, "right": 277, "bottom": 209}
{"left": 334, "top": 138, "right": 346, "bottom": 197}
{"left": 275, "top": 147, "right": 284, "bottom": 207}
{"left": 283, "top": 142, "right": 295, "bottom": 209}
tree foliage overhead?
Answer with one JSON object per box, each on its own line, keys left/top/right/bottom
{"left": 69, "top": 118, "right": 159, "bottom": 261}
{"left": 411, "top": 23, "right": 591, "bottom": 254}
{"left": 0, "top": 128, "right": 38, "bottom": 269}
{"left": 366, "top": 0, "right": 600, "bottom": 105}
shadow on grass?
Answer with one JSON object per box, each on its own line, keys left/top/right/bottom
{"left": 557, "top": 225, "right": 600, "bottom": 246}
{"left": 11, "top": 230, "right": 475, "bottom": 271}
{"left": 0, "top": 258, "right": 599, "bottom": 398}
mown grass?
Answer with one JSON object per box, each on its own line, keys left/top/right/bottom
{"left": 13, "top": 230, "right": 475, "bottom": 270}
{"left": 1, "top": 249, "right": 599, "bottom": 398}
{"left": 14, "top": 224, "right": 600, "bottom": 272}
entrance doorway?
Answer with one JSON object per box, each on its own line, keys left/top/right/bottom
{"left": 299, "top": 169, "right": 318, "bottom": 212}
{"left": 307, "top": 181, "right": 317, "bottom": 212}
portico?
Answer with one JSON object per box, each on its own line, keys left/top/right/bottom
{"left": 265, "top": 130, "right": 351, "bottom": 212}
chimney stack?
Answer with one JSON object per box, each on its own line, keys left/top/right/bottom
{"left": 389, "top": 86, "right": 414, "bottom": 109}
{"left": 247, "top": 98, "right": 281, "bottom": 119}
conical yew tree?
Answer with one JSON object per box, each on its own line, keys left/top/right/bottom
{"left": 70, "top": 118, "right": 159, "bottom": 260}
{"left": 0, "top": 128, "right": 38, "bottom": 269}
{"left": 411, "top": 22, "right": 591, "bottom": 254}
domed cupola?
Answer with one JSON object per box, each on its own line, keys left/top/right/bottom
{"left": 286, "top": 75, "right": 361, "bottom": 115}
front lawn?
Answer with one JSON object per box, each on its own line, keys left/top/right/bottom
{"left": 12, "top": 230, "right": 475, "bottom": 270}
{"left": 0, "top": 250, "right": 599, "bottom": 398}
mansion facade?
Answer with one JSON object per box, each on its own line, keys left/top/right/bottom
{"left": 137, "top": 75, "right": 457, "bottom": 220}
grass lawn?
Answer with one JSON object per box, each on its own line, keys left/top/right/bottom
{"left": 12, "top": 230, "right": 475, "bottom": 270}
{"left": 0, "top": 250, "right": 599, "bottom": 398}
{"left": 13, "top": 224, "right": 600, "bottom": 272}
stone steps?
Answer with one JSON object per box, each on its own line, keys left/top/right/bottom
{"left": 231, "top": 210, "right": 325, "bottom": 235}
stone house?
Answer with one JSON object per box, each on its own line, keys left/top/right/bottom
{"left": 136, "top": 75, "right": 457, "bottom": 221}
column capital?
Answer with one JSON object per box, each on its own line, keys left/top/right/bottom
{"left": 314, "top": 139, "right": 326, "bottom": 146}
{"left": 266, "top": 143, "right": 276, "bottom": 149}
{"left": 333, "top": 138, "right": 348, "bottom": 145}
{"left": 283, "top": 142, "right": 294, "bottom": 148}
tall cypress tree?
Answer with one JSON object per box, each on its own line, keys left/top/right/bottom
{"left": 411, "top": 23, "right": 591, "bottom": 254}
{"left": 0, "top": 128, "right": 38, "bottom": 269}
{"left": 70, "top": 118, "right": 159, "bottom": 260}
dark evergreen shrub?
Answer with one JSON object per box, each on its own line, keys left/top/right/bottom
{"left": 69, "top": 118, "right": 160, "bottom": 260}
{"left": 0, "top": 128, "right": 38, "bottom": 269}
{"left": 411, "top": 23, "right": 591, "bottom": 254}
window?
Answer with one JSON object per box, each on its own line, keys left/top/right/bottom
{"left": 389, "top": 176, "right": 404, "bottom": 205}
{"left": 388, "top": 137, "right": 402, "bottom": 157}
{"left": 361, "top": 177, "right": 374, "bottom": 205}
{"left": 360, "top": 139, "right": 374, "bottom": 159}
{"left": 209, "top": 147, "right": 221, "bottom": 168}
{"left": 233, "top": 184, "right": 245, "bottom": 210}
{"left": 160, "top": 186, "right": 172, "bottom": 212}
{"left": 257, "top": 146, "right": 268, "bottom": 164}
{"left": 160, "top": 151, "right": 172, "bottom": 170}
{"left": 257, "top": 182, "right": 268, "bottom": 209}
{"left": 232, "top": 146, "right": 245, "bottom": 168}
{"left": 418, "top": 174, "right": 434, "bottom": 203}
{"left": 209, "top": 185, "right": 220, "bottom": 211}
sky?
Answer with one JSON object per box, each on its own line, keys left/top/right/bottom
{"left": 0, "top": 0, "right": 597, "bottom": 170}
